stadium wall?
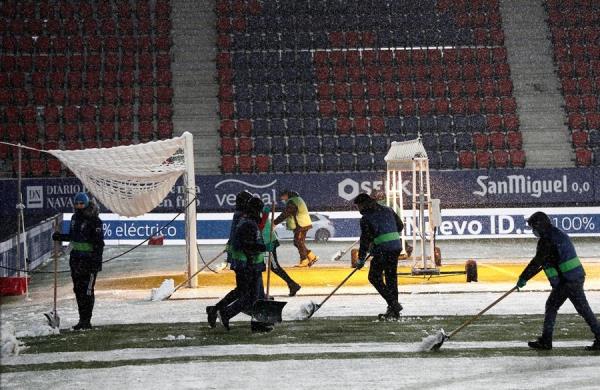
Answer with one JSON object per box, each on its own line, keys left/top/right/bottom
{"left": 1, "top": 168, "right": 599, "bottom": 216}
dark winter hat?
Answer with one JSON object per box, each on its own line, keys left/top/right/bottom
{"left": 235, "top": 190, "right": 253, "bottom": 209}
{"left": 353, "top": 193, "right": 374, "bottom": 205}
{"left": 245, "top": 196, "right": 264, "bottom": 215}
{"left": 527, "top": 211, "right": 552, "bottom": 231}
{"left": 73, "top": 192, "right": 90, "bottom": 207}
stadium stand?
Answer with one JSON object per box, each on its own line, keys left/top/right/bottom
{"left": 0, "top": 0, "right": 174, "bottom": 177}
{"left": 545, "top": 0, "right": 600, "bottom": 167}
{"left": 215, "top": 0, "right": 525, "bottom": 173}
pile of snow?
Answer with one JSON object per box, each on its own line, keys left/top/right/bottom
{"left": 15, "top": 323, "right": 60, "bottom": 338}
{"left": 150, "top": 279, "right": 175, "bottom": 301}
{"left": 162, "top": 334, "right": 192, "bottom": 341}
{"left": 1, "top": 323, "right": 24, "bottom": 357}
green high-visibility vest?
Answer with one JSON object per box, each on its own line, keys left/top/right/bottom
{"left": 72, "top": 242, "right": 93, "bottom": 252}
{"left": 373, "top": 231, "right": 401, "bottom": 245}
{"left": 286, "top": 196, "right": 311, "bottom": 230}
{"left": 543, "top": 256, "right": 582, "bottom": 279}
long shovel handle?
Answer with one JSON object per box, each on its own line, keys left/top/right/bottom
{"left": 447, "top": 286, "right": 518, "bottom": 339}
{"left": 265, "top": 202, "right": 275, "bottom": 299}
{"left": 173, "top": 250, "right": 226, "bottom": 292}
{"left": 334, "top": 239, "right": 360, "bottom": 261}
{"left": 316, "top": 259, "right": 369, "bottom": 308}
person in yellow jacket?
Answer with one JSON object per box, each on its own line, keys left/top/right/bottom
{"left": 273, "top": 189, "right": 318, "bottom": 267}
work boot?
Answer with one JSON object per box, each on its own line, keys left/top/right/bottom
{"left": 381, "top": 302, "right": 403, "bottom": 321}
{"left": 307, "top": 251, "right": 319, "bottom": 266}
{"left": 378, "top": 306, "right": 391, "bottom": 321}
{"left": 206, "top": 306, "right": 218, "bottom": 328}
{"left": 585, "top": 338, "right": 600, "bottom": 351}
{"left": 528, "top": 337, "right": 552, "bottom": 350}
{"left": 217, "top": 308, "right": 230, "bottom": 331}
{"left": 295, "top": 258, "right": 310, "bottom": 267}
{"left": 251, "top": 321, "right": 273, "bottom": 333}
{"left": 72, "top": 322, "right": 92, "bottom": 331}
{"left": 288, "top": 282, "right": 301, "bottom": 297}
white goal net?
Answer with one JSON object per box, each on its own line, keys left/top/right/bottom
{"left": 46, "top": 132, "right": 199, "bottom": 287}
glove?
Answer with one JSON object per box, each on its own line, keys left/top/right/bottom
{"left": 516, "top": 277, "right": 527, "bottom": 289}
{"left": 356, "top": 257, "right": 367, "bottom": 269}
{"left": 52, "top": 232, "right": 62, "bottom": 241}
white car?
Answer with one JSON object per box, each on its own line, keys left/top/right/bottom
{"left": 274, "top": 213, "right": 336, "bottom": 242}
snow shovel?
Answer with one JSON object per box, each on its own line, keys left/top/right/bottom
{"left": 44, "top": 220, "right": 60, "bottom": 329}
{"left": 150, "top": 249, "right": 226, "bottom": 301}
{"left": 331, "top": 239, "right": 360, "bottom": 261}
{"left": 421, "top": 286, "right": 518, "bottom": 352}
{"left": 252, "top": 203, "right": 287, "bottom": 324}
{"left": 299, "top": 257, "right": 370, "bottom": 320}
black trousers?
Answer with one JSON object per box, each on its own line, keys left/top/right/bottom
{"left": 220, "top": 266, "right": 261, "bottom": 320}
{"left": 70, "top": 267, "right": 97, "bottom": 324}
{"left": 368, "top": 250, "right": 400, "bottom": 308}
{"left": 270, "top": 249, "right": 298, "bottom": 288}
{"left": 542, "top": 280, "right": 600, "bottom": 341}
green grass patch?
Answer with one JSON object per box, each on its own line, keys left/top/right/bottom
{"left": 3, "top": 347, "right": 599, "bottom": 374}
{"left": 18, "top": 314, "right": 597, "bottom": 355}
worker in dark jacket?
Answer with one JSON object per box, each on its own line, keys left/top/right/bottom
{"left": 273, "top": 190, "right": 318, "bottom": 267}
{"left": 211, "top": 196, "right": 267, "bottom": 331}
{"left": 354, "top": 193, "right": 404, "bottom": 321}
{"left": 52, "top": 192, "right": 104, "bottom": 330}
{"left": 206, "top": 190, "right": 261, "bottom": 325}
{"left": 517, "top": 211, "right": 600, "bottom": 351}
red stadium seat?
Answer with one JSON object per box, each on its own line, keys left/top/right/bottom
{"left": 336, "top": 118, "right": 352, "bottom": 135}
{"left": 473, "top": 133, "right": 489, "bottom": 150}
{"left": 510, "top": 149, "right": 526, "bottom": 168}
{"left": 575, "top": 148, "right": 592, "bottom": 167}
{"left": 489, "top": 132, "right": 506, "bottom": 150}
{"left": 157, "top": 121, "right": 173, "bottom": 139}
{"left": 138, "top": 121, "right": 154, "bottom": 141}
{"left": 157, "top": 104, "right": 173, "bottom": 121}
{"left": 506, "top": 131, "right": 523, "bottom": 149}
{"left": 237, "top": 119, "right": 252, "bottom": 137}
{"left": 220, "top": 138, "right": 236, "bottom": 154}
{"left": 118, "top": 122, "right": 134, "bottom": 140}
{"left": 353, "top": 117, "right": 369, "bottom": 134}
{"left": 138, "top": 104, "right": 153, "bottom": 121}
{"left": 475, "top": 151, "right": 492, "bottom": 169}
{"left": 100, "top": 123, "right": 115, "bottom": 140}
{"left": 238, "top": 137, "right": 253, "bottom": 155}
{"left": 221, "top": 156, "right": 236, "bottom": 173}
{"left": 572, "top": 130, "right": 588, "bottom": 148}
{"left": 493, "top": 150, "right": 509, "bottom": 168}
{"left": 255, "top": 155, "right": 271, "bottom": 172}
{"left": 220, "top": 120, "right": 235, "bottom": 137}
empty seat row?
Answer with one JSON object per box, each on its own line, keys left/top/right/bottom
{"left": 1, "top": 0, "right": 171, "bottom": 20}
{"left": 0, "top": 53, "right": 172, "bottom": 72}
{"left": 224, "top": 80, "right": 514, "bottom": 102}
{"left": 1, "top": 104, "right": 172, "bottom": 124}
{"left": 1, "top": 120, "right": 173, "bottom": 143}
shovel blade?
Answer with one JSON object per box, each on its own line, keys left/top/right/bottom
{"left": 44, "top": 311, "right": 60, "bottom": 329}
{"left": 430, "top": 330, "right": 448, "bottom": 351}
{"left": 251, "top": 300, "right": 287, "bottom": 323}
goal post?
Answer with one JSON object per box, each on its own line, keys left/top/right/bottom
{"left": 47, "top": 132, "right": 199, "bottom": 287}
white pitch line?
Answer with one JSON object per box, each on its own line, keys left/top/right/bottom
{"left": 1, "top": 340, "right": 593, "bottom": 367}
